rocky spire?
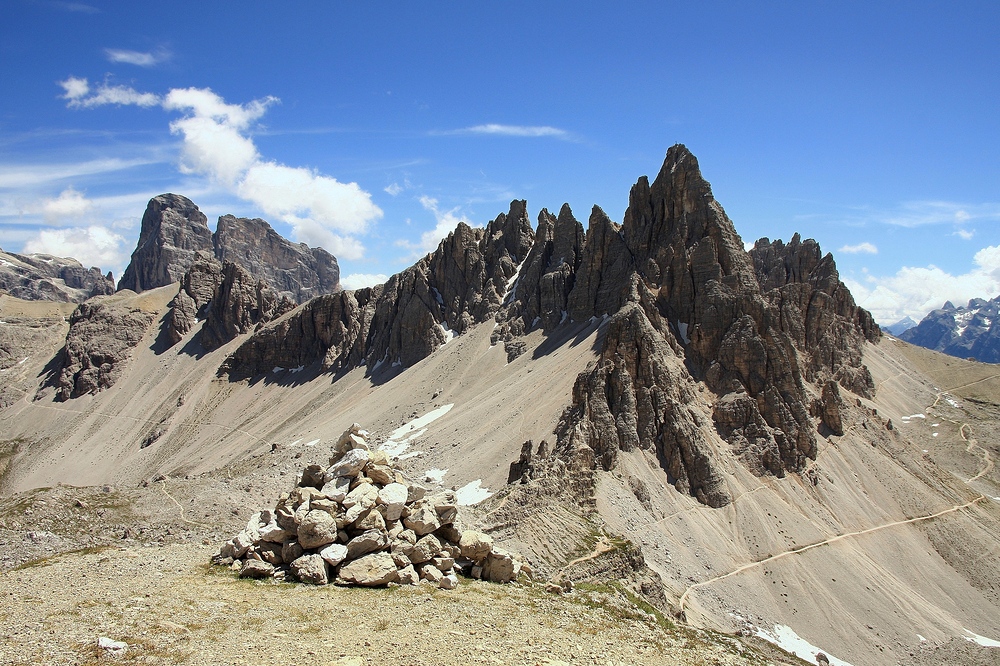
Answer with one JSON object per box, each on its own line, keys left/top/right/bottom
{"left": 118, "top": 194, "right": 213, "bottom": 293}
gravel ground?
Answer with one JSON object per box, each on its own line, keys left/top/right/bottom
{"left": 0, "top": 543, "right": 793, "bottom": 666}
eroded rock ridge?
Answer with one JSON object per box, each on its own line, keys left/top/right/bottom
{"left": 223, "top": 146, "right": 879, "bottom": 507}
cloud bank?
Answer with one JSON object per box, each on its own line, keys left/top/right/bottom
{"left": 58, "top": 79, "right": 383, "bottom": 260}
{"left": 847, "top": 245, "right": 1000, "bottom": 325}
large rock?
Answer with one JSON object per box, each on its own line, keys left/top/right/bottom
{"left": 290, "top": 553, "right": 328, "bottom": 585}
{"left": 297, "top": 510, "right": 339, "bottom": 549}
{"left": 200, "top": 261, "right": 295, "bottom": 351}
{"left": 55, "top": 298, "right": 157, "bottom": 401}
{"left": 118, "top": 194, "right": 213, "bottom": 293}
{"left": 0, "top": 248, "right": 114, "bottom": 303}
{"left": 336, "top": 551, "right": 398, "bottom": 586}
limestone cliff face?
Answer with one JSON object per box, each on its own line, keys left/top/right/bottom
{"left": 0, "top": 248, "right": 115, "bottom": 303}
{"left": 55, "top": 299, "right": 157, "bottom": 401}
{"left": 221, "top": 145, "right": 878, "bottom": 507}
{"left": 214, "top": 215, "right": 340, "bottom": 304}
{"left": 118, "top": 194, "right": 213, "bottom": 293}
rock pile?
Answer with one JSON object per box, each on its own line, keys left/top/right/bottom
{"left": 213, "top": 424, "right": 526, "bottom": 588}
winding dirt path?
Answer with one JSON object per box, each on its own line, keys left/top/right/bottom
{"left": 158, "top": 478, "right": 211, "bottom": 528}
{"left": 678, "top": 495, "right": 987, "bottom": 612}
{"left": 552, "top": 536, "right": 614, "bottom": 582}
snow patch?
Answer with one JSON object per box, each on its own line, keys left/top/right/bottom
{"left": 290, "top": 365, "right": 304, "bottom": 374}
{"left": 964, "top": 628, "right": 1000, "bottom": 648}
{"left": 378, "top": 404, "right": 454, "bottom": 458}
{"left": 397, "top": 451, "right": 424, "bottom": 461}
{"left": 676, "top": 321, "right": 690, "bottom": 344}
{"left": 272, "top": 366, "right": 284, "bottom": 373}
{"left": 304, "top": 439, "right": 319, "bottom": 447}
{"left": 754, "top": 624, "right": 854, "bottom": 666}
{"left": 456, "top": 479, "right": 493, "bottom": 505}
{"left": 424, "top": 468, "right": 447, "bottom": 484}
{"left": 900, "top": 413, "right": 926, "bottom": 422}
{"left": 431, "top": 287, "right": 444, "bottom": 306}
{"left": 437, "top": 321, "right": 456, "bottom": 344}
{"left": 503, "top": 264, "right": 522, "bottom": 304}
{"left": 917, "top": 634, "right": 927, "bottom": 643}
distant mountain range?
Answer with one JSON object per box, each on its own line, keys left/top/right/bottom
{"left": 883, "top": 316, "right": 917, "bottom": 336}
{"left": 899, "top": 297, "right": 1000, "bottom": 362}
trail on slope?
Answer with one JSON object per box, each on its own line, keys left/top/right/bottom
{"left": 678, "top": 495, "right": 987, "bottom": 612}
{"left": 158, "top": 478, "right": 211, "bottom": 528}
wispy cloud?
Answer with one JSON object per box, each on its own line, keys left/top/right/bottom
{"left": 23, "top": 226, "right": 127, "bottom": 272}
{"left": 48, "top": 1, "right": 99, "bottom": 13}
{"left": 440, "top": 123, "right": 570, "bottom": 139}
{"left": 104, "top": 47, "right": 171, "bottom": 67}
{"left": 59, "top": 77, "right": 160, "bottom": 108}
{"left": 838, "top": 242, "right": 878, "bottom": 255}
{"left": 0, "top": 156, "right": 159, "bottom": 188}
{"left": 880, "top": 200, "right": 1000, "bottom": 228}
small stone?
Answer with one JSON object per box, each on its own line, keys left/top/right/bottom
{"left": 97, "top": 637, "right": 128, "bottom": 657}
{"left": 432, "top": 556, "right": 455, "bottom": 571}
{"left": 299, "top": 464, "right": 325, "bottom": 488}
{"left": 366, "top": 464, "right": 395, "bottom": 485}
{"left": 439, "top": 573, "right": 458, "bottom": 590}
{"left": 397, "top": 564, "right": 420, "bottom": 585}
{"left": 326, "top": 448, "right": 371, "bottom": 480}
{"left": 291, "top": 554, "right": 329, "bottom": 585}
{"left": 420, "top": 564, "right": 444, "bottom": 584}
{"left": 319, "top": 543, "right": 348, "bottom": 566}
{"left": 239, "top": 559, "right": 275, "bottom": 579}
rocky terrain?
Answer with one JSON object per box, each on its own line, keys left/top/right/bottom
{"left": 0, "top": 247, "right": 114, "bottom": 302}
{"left": 1, "top": 145, "right": 998, "bottom": 665}
{"left": 899, "top": 296, "right": 1000, "bottom": 363}
{"left": 118, "top": 193, "right": 341, "bottom": 302}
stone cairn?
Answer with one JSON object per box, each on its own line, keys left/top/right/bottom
{"left": 213, "top": 424, "right": 527, "bottom": 588}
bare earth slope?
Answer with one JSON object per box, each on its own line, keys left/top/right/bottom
{"left": 2, "top": 148, "right": 1000, "bottom": 666}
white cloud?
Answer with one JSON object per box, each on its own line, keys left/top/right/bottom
{"left": 22, "top": 225, "right": 128, "bottom": 274}
{"left": 41, "top": 187, "right": 93, "bottom": 221}
{"left": 394, "top": 195, "right": 475, "bottom": 256}
{"left": 457, "top": 124, "right": 569, "bottom": 139}
{"left": 162, "top": 87, "right": 380, "bottom": 257}
{"left": 104, "top": 47, "right": 170, "bottom": 67}
{"left": 0, "top": 157, "right": 157, "bottom": 188}
{"left": 838, "top": 242, "right": 878, "bottom": 255}
{"left": 847, "top": 244, "right": 1000, "bottom": 325}
{"left": 341, "top": 273, "right": 389, "bottom": 290}
{"left": 384, "top": 182, "right": 403, "bottom": 196}
{"left": 58, "top": 76, "right": 90, "bottom": 102}
{"left": 55, "top": 81, "right": 382, "bottom": 260}
{"left": 59, "top": 77, "right": 160, "bottom": 108}
{"left": 955, "top": 228, "right": 975, "bottom": 240}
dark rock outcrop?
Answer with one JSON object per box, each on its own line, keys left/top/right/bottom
{"left": 55, "top": 299, "right": 157, "bottom": 400}
{"left": 200, "top": 262, "right": 296, "bottom": 352}
{"left": 214, "top": 215, "right": 341, "bottom": 303}
{"left": 118, "top": 194, "right": 213, "bottom": 293}
{"left": 0, "top": 248, "right": 114, "bottom": 303}
{"left": 220, "top": 145, "right": 879, "bottom": 508}
{"left": 166, "top": 251, "right": 223, "bottom": 345}
{"left": 119, "top": 196, "right": 343, "bottom": 349}
{"left": 900, "top": 296, "right": 1000, "bottom": 363}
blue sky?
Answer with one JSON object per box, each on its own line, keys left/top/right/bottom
{"left": 2, "top": 1, "right": 998, "bottom": 325}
